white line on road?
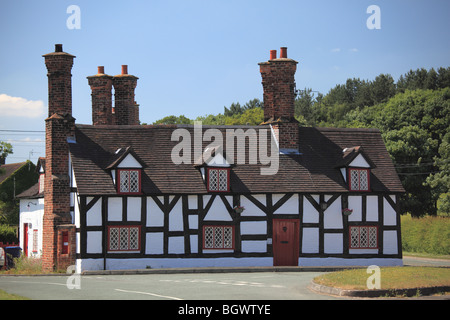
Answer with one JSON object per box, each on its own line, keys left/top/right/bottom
{"left": 114, "top": 288, "right": 183, "bottom": 300}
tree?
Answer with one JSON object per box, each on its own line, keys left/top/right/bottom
{"left": 195, "top": 113, "right": 226, "bottom": 125}
{"left": 224, "top": 107, "right": 263, "bottom": 125}
{"left": 383, "top": 126, "right": 438, "bottom": 216}
{"left": 426, "top": 131, "right": 450, "bottom": 216}
{"left": 0, "top": 141, "right": 13, "bottom": 165}
{"left": 152, "top": 115, "right": 192, "bottom": 125}
{"left": 370, "top": 74, "right": 396, "bottom": 104}
{"left": 224, "top": 99, "right": 263, "bottom": 117}
{"left": 295, "top": 88, "right": 317, "bottom": 125}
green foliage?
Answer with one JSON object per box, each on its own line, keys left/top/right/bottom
{"left": 0, "top": 223, "right": 17, "bottom": 242}
{"left": 426, "top": 131, "right": 450, "bottom": 216}
{"left": 152, "top": 115, "right": 193, "bottom": 125}
{"left": 0, "top": 161, "right": 38, "bottom": 202}
{"left": 0, "top": 161, "right": 37, "bottom": 226}
{"left": 224, "top": 107, "right": 263, "bottom": 125}
{"left": 224, "top": 99, "right": 262, "bottom": 117}
{"left": 401, "top": 215, "right": 450, "bottom": 255}
{"left": 0, "top": 141, "right": 13, "bottom": 162}
{"left": 151, "top": 99, "right": 264, "bottom": 126}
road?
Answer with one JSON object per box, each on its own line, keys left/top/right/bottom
{"left": 0, "top": 256, "right": 448, "bottom": 301}
{"left": 0, "top": 271, "right": 340, "bottom": 300}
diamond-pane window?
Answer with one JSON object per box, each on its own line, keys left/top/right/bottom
{"left": 203, "top": 226, "right": 234, "bottom": 249}
{"left": 207, "top": 168, "right": 230, "bottom": 192}
{"left": 348, "top": 169, "right": 370, "bottom": 191}
{"left": 349, "top": 226, "right": 378, "bottom": 249}
{"left": 118, "top": 169, "right": 141, "bottom": 194}
{"left": 108, "top": 226, "right": 141, "bottom": 252}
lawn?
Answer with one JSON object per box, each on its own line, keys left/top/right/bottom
{"left": 313, "top": 266, "right": 450, "bottom": 291}
{"left": 0, "top": 289, "right": 29, "bottom": 300}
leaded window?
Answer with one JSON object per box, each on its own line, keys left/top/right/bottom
{"left": 207, "top": 168, "right": 230, "bottom": 192}
{"left": 108, "top": 226, "right": 141, "bottom": 252}
{"left": 118, "top": 169, "right": 141, "bottom": 194}
{"left": 349, "top": 169, "right": 370, "bottom": 191}
{"left": 203, "top": 226, "right": 234, "bottom": 249}
{"left": 349, "top": 226, "right": 378, "bottom": 249}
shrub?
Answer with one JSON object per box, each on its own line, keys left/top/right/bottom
{"left": 0, "top": 224, "right": 17, "bottom": 243}
{"left": 401, "top": 214, "right": 450, "bottom": 255}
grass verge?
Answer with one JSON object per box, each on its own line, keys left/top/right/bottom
{"left": 0, "top": 289, "right": 29, "bottom": 300}
{"left": 313, "top": 266, "right": 450, "bottom": 291}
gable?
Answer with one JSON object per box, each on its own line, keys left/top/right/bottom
{"left": 117, "top": 153, "right": 142, "bottom": 168}
{"left": 348, "top": 153, "right": 371, "bottom": 168}
{"left": 204, "top": 152, "right": 230, "bottom": 167}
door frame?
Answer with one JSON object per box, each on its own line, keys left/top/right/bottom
{"left": 272, "top": 218, "right": 300, "bottom": 266}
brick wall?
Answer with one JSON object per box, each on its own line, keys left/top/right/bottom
{"left": 87, "top": 65, "right": 139, "bottom": 125}
{"left": 88, "top": 66, "right": 114, "bottom": 125}
{"left": 56, "top": 225, "right": 76, "bottom": 272}
{"left": 42, "top": 44, "right": 76, "bottom": 272}
{"left": 259, "top": 47, "right": 299, "bottom": 150}
{"left": 113, "top": 66, "right": 139, "bottom": 125}
{"left": 42, "top": 44, "right": 75, "bottom": 118}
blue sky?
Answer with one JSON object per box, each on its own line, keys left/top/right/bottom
{"left": 0, "top": 0, "right": 449, "bottom": 163}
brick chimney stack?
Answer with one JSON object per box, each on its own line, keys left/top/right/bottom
{"left": 42, "top": 44, "right": 76, "bottom": 272}
{"left": 43, "top": 44, "right": 75, "bottom": 117}
{"left": 259, "top": 47, "right": 299, "bottom": 151}
{"left": 87, "top": 66, "right": 114, "bottom": 125}
{"left": 113, "top": 65, "right": 139, "bottom": 125}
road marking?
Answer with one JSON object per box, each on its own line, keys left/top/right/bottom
{"left": 3, "top": 280, "right": 67, "bottom": 286}
{"left": 158, "top": 278, "right": 286, "bottom": 289}
{"left": 114, "top": 288, "right": 183, "bottom": 300}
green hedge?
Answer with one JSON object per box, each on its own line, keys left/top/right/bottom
{"left": 0, "top": 224, "right": 17, "bottom": 243}
{"left": 401, "top": 215, "right": 450, "bottom": 255}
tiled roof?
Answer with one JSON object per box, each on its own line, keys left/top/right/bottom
{"left": 16, "top": 182, "right": 42, "bottom": 199}
{"left": 69, "top": 124, "right": 404, "bottom": 195}
{"left": 0, "top": 162, "right": 27, "bottom": 185}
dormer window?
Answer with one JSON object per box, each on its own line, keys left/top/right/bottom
{"left": 336, "top": 146, "right": 373, "bottom": 192}
{"left": 105, "top": 147, "right": 145, "bottom": 195}
{"left": 348, "top": 168, "right": 370, "bottom": 192}
{"left": 196, "top": 146, "right": 232, "bottom": 193}
{"left": 207, "top": 167, "right": 230, "bottom": 192}
{"left": 118, "top": 169, "right": 141, "bottom": 194}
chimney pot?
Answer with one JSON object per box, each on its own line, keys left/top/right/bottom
{"left": 55, "top": 44, "right": 63, "bottom": 52}
{"left": 270, "top": 50, "right": 277, "bottom": 60}
{"left": 280, "top": 47, "right": 287, "bottom": 58}
{"left": 98, "top": 66, "right": 105, "bottom": 74}
{"left": 121, "top": 65, "right": 128, "bottom": 75}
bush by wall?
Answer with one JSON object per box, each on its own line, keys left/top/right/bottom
{"left": 0, "top": 224, "right": 17, "bottom": 243}
{"left": 401, "top": 214, "right": 450, "bottom": 255}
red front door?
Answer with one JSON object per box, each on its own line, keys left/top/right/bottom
{"left": 23, "top": 223, "right": 28, "bottom": 256}
{"left": 273, "top": 219, "right": 299, "bottom": 266}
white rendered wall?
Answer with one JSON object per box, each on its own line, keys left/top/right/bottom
{"left": 19, "top": 198, "right": 44, "bottom": 257}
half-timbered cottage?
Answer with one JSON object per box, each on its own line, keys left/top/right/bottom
{"left": 41, "top": 44, "right": 404, "bottom": 273}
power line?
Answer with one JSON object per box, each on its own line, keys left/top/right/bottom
{"left": 398, "top": 171, "right": 442, "bottom": 176}
{"left": 0, "top": 130, "right": 45, "bottom": 133}
{"left": 2, "top": 140, "right": 44, "bottom": 143}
